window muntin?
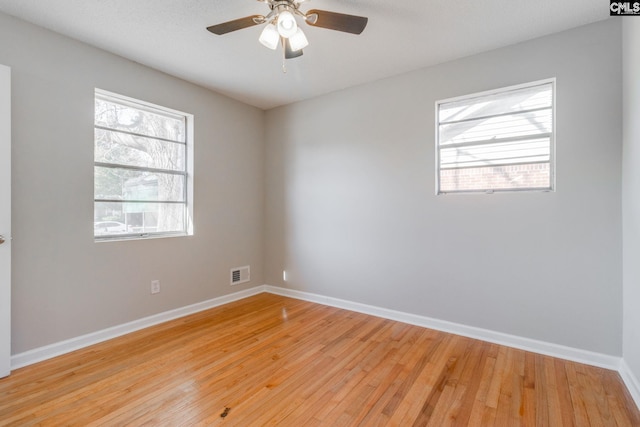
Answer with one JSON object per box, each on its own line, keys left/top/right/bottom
{"left": 94, "top": 90, "right": 191, "bottom": 239}
{"left": 436, "top": 80, "right": 554, "bottom": 194}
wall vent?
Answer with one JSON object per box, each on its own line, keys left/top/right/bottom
{"left": 230, "top": 265, "right": 250, "bottom": 286}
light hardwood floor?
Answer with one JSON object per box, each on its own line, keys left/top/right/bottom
{"left": 1, "top": 293, "right": 638, "bottom": 426}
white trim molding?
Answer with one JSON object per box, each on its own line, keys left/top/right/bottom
{"left": 619, "top": 359, "right": 640, "bottom": 410}
{"left": 11, "top": 286, "right": 266, "bottom": 370}
{"left": 264, "top": 285, "right": 621, "bottom": 371}
{"left": 265, "top": 285, "right": 640, "bottom": 409}
{"left": 11, "top": 283, "right": 639, "bottom": 412}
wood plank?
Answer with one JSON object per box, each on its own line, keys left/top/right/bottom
{"left": 0, "top": 293, "right": 638, "bottom": 426}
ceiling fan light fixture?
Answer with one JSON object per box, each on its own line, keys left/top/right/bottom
{"left": 288, "top": 27, "right": 308, "bottom": 52}
{"left": 276, "top": 10, "right": 297, "bottom": 38}
{"left": 207, "top": 1, "right": 369, "bottom": 65}
{"left": 259, "top": 23, "right": 279, "bottom": 50}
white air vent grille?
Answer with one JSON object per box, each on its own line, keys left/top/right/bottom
{"left": 230, "top": 265, "right": 250, "bottom": 285}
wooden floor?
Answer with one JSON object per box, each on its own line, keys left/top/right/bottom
{"left": 0, "top": 294, "right": 638, "bottom": 426}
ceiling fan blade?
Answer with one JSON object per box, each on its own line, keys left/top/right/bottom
{"left": 305, "top": 9, "right": 368, "bottom": 34}
{"left": 206, "top": 15, "right": 264, "bottom": 35}
{"left": 284, "top": 38, "right": 304, "bottom": 59}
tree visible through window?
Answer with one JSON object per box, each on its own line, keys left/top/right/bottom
{"left": 436, "top": 80, "right": 555, "bottom": 194}
{"left": 94, "top": 90, "right": 192, "bottom": 239}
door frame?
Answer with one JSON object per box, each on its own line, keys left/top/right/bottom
{"left": 0, "top": 64, "right": 12, "bottom": 378}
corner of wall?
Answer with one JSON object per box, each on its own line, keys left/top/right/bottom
{"left": 622, "top": 18, "right": 640, "bottom": 412}
{"left": 620, "top": 359, "right": 640, "bottom": 411}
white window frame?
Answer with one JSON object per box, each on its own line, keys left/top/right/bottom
{"left": 94, "top": 89, "right": 194, "bottom": 241}
{"left": 435, "top": 78, "right": 556, "bottom": 194}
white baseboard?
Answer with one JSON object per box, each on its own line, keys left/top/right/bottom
{"left": 264, "top": 285, "right": 622, "bottom": 371}
{"left": 11, "top": 286, "right": 266, "bottom": 370}
{"left": 619, "top": 359, "right": 640, "bottom": 410}
{"left": 11, "top": 283, "right": 638, "bottom": 412}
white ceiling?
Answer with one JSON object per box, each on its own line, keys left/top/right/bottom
{"left": 0, "top": 0, "right": 608, "bottom": 110}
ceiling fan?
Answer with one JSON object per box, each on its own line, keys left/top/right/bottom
{"left": 206, "top": 0, "right": 368, "bottom": 60}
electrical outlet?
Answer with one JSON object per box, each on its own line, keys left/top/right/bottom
{"left": 151, "top": 280, "right": 160, "bottom": 294}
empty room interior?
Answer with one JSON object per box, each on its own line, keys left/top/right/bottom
{"left": 1, "top": 0, "right": 640, "bottom": 425}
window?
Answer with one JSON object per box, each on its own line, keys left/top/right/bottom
{"left": 436, "top": 79, "right": 554, "bottom": 194}
{"left": 94, "top": 89, "right": 192, "bottom": 240}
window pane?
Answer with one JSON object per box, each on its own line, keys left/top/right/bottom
{"left": 95, "top": 202, "right": 185, "bottom": 236}
{"left": 95, "top": 166, "right": 185, "bottom": 202}
{"left": 94, "top": 89, "right": 191, "bottom": 240}
{"left": 440, "top": 163, "right": 550, "bottom": 193}
{"left": 94, "top": 202, "right": 126, "bottom": 236}
{"left": 437, "top": 81, "right": 554, "bottom": 193}
{"left": 439, "top": 84, "right": 552, "bottom": 123}
{"left": 95, "top": 96, "right": 185, "bottom": 143}
{"left": 439, "top": 109, "right": 552, "bottom": 146}
{"left": 95, "top": 128, "right": 185, "bottom": 171}
{"left": 440, "top": 137, "right": 550, "bottom": 169}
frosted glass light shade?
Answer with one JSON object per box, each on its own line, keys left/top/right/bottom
{"left": 277, "top": 11, "right": 297, "bottom": 38}
{"left": 288, "top": 28, "right": 308, "bottom": 52}
{"left": 259, "top": 23, "right": 279, "bottom": 50}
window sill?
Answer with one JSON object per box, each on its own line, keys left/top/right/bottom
{"left": 94, "top": 232, "right": 190, "bottom": 243}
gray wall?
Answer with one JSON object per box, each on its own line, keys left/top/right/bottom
{"left": 0, "top": 10, "right": 628, "bottom": 361}
{"left": 265, "top": 19, "right": 623, "bottom": 355}
{"left": 623, "top": 20, "right": 640, "bottom": 379}
{"left": 0, "top": 12, "right": 265, "bottom": 354}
